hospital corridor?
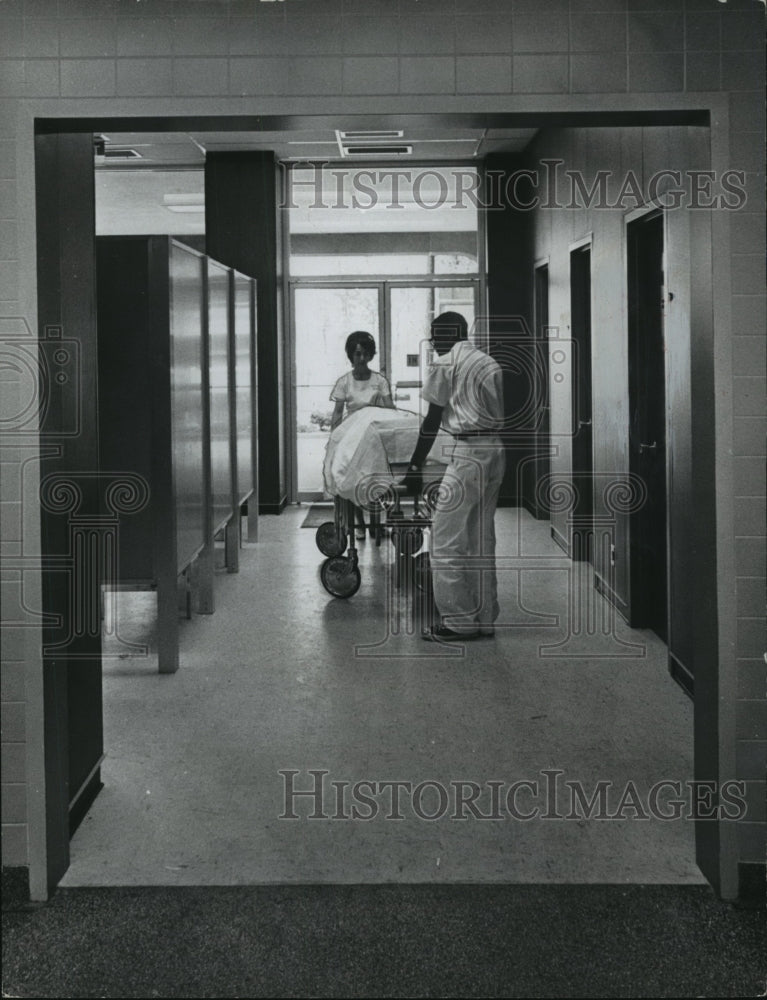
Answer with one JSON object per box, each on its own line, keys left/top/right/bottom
{"left": 61, "top": 504, "right": 700, "bottom": 888}
{"left": 2, "top": 4, "right": 765, "bottom": 992}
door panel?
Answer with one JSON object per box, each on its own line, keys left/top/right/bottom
{"left": 534, "top": 265, "right": 551, "bottom": 518}
{"left": 570, "top": 246, "right": 593, "bottom": 562}
{"left": 628, "top": 212, "right": 668, "bottom": 641}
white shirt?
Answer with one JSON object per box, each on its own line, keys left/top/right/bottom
{"left": 421, "top": 340, "right": 504, "bottom": 436}
{"left": 330, "top": 370, "right": 392, "bottom": 415}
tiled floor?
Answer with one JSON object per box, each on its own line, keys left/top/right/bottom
{"left": 61, "top": 506, "right": 703, "bottom": 887}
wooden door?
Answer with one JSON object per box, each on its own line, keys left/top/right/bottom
{"left": 570, "top": 246, "right": 593, "bottom": 561}
{"left": 628, "top": 212, "right": 668, "bottom": 641}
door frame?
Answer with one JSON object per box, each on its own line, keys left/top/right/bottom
{"left": 22, "top": 107, "right": 736, "bottom": 902}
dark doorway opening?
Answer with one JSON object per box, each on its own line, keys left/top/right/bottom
{"left": 627, "top": 211, "right": 668, "bottom": 643}
{"left": 570, "top": 244, "right": 593, "bottom": 562}
{"left": 533, "top": 263, "right": 551, "bottom": 519}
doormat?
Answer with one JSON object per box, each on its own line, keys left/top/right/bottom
{"left": 300, "top": 504, "right": 335, "bottom": 528}
{"left": 4, "top": 885, "right": 765, "bottom": 998}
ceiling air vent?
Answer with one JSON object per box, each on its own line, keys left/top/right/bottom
{"left": 343, "top": 145, "right": 412, "bottom": 157}
{"left": 336, "top": 129, "right": 411, "bottom": 158}
{"left": 338, "top": 130, "right": 404, "bottom": 141}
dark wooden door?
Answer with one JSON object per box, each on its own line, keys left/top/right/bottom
{"left": 570, "top": 246, "right": 593, "bottom": 561}
{"left": 534, "top": 264, "right": 551, "bottom": 517}
{"left": 628, "top": 212, "right": 668, "bottom": 641}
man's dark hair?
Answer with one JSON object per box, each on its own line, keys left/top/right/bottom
{"left": 430, "top": 311, "right": 468, "bottom": 344}
{"left": 345, "top": 330, "right": 377, "bottom": 362}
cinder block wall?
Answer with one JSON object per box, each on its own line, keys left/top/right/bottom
{"left": 1, "top": 0, "right": 764, "bottom": 892}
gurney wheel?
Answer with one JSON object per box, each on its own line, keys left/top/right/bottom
{"left": 413, "top": 552, "right": 431, "bottom": 592}
{"left": 316, "top": 521, "right": 347, "bottom": 557}
{"left": 320, "top": 556, "right": 362, "bottom": 599}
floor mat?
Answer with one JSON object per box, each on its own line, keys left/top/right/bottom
{"left": 3, "top": 884, "right": 765, "bottom": 998}
{"left": 299, "top": 504, "right": 335, "bottom": 528}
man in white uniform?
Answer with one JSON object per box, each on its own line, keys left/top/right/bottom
{"left": 402, "top": 312, "right": 505, "bottom": 641}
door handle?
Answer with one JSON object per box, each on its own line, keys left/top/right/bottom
{"left": 578, "top": 419, "right": 592, "bottom": 428}
{"left": 639, "top": 441, "right": 657, "bottom": 453}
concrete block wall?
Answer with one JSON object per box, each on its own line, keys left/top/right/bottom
{"left": 0, "top": 0, "right": 764, "bottom": 894}
{"left": 727, "top": 69, "right": 767, "bottom": 867}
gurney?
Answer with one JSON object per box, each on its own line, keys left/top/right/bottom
{"left": 316, "top": 407, "right": 451, "bottom": 598}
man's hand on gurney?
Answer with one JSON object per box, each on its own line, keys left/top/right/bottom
{"left": 400, "top": 403, "right": 443, "bottom": 495}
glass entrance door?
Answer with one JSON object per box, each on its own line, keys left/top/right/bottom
{"left": 291, "top": 281, "right": 478, "bottom": 500}
{"left": 293, "top": 284, "right": 382, "bottom": 499}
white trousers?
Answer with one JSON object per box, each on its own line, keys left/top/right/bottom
{"left": 430, "top": 437, "right": 505, "bottom": 632}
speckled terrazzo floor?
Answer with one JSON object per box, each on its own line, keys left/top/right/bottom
{"left": 59, "top": 506, "right": 704, "bottom": 888}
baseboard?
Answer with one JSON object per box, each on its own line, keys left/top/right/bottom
{"left": 594, "top": 571, "right": 629, "bottom": 623}
{"left": 259, "top": 495, "right": 289, "bottom": 515}
{"left": 1, "top": 866, "right": 30, "bottom": 909}
{"left": 550, "top": 524, "right": 569, "bottom": 556}
{"left": 668, "top": 652, "right": 694, "bottom": 699}
{"left": 520, "top": 496, "right": 550, "bottom": 520}
{"left": 738, "top": 862, "right": 767, "bottom": 909}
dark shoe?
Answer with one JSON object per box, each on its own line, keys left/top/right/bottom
{"left": 422, "top": 625, "right": 481, "bottom": 642}
{"left": 355, "top": 529, "right": 366, "bottom": 541}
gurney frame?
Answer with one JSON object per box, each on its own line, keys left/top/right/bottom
{"left": 315, "top": 463, "right": 443, "bottom": 599}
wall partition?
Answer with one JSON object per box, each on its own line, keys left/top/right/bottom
{"left": 97, "top": 237, "right": 257, "bottom": 673}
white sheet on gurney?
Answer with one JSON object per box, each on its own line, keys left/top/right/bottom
{"left": 322, "top": 407, "right": 451, "bottom": 502}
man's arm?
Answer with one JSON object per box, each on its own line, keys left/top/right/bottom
{"left": 409, "top": 403, "right": 443, "bottom": 467}
{"left": 401, "top": 402, "right": 443, "bottom": 493}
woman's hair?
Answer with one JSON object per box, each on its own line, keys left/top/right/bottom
{"left": 345, "top": 330, "right": 377, "bottom": 362}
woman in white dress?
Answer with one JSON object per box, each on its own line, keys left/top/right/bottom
{"left": 330, "top": 331, "right": 394, "bottom": 539}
